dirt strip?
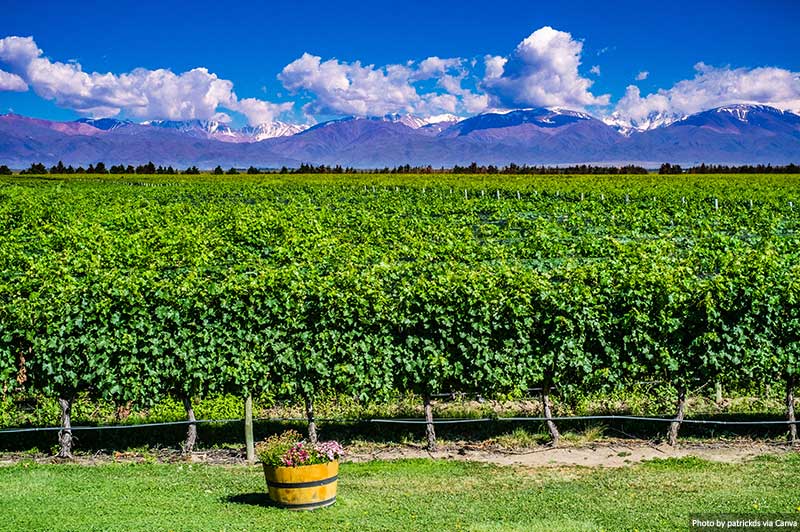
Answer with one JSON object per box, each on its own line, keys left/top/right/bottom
{"left": 0, "top": 440, "right": 796, "bottom": 468}
{"left": 346, "top": 440, "right": 798, "bottom": 468}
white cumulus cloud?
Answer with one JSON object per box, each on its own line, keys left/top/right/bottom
{"left": 481, "top": 26, "right": 610, "bottom": 110}
{"left": 279, "top": 53, "right": 419, "bottom": 116}
{"left": 0, "top": 69, "right": 27, "bottom": 91}
{"left": 278, "top": 52, "right": 486, "bottom": 117}
{"left": 6, "top": 31, "right": 799, "bottom": 130}
{"left": 0, "top": 35, "right": 291, "bottom": 125}
{"left": 419, "top": 93, "right": 459, "bottom": 114}
{"left": 229, "top": 98, "right": 294, "bottom": 126}
{"left": 611, "top": 63, "right": 800, "bottom": 127}
{"left": 413, "top": 56, "right": 463, "bottom": 80}
{"left": 483, "top": 55, "right": 507, "bottom": 80}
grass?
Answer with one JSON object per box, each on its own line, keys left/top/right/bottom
{"left": 494, "top": 427, "right": 546, "bottom": 448}
{"left": 1, "top": 456, "right": 799, "bottom": 531}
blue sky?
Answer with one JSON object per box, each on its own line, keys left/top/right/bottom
{"left": 1, "top": 0, "right": 798, "bottom": 128}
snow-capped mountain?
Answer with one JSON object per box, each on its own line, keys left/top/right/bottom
{"left": 381, "top": 113, "right": 430, "bottom": 129}
{"left": 712, "top": 103, "right": 788, "bottom": 123}
{"left": 301, "top": 113, "right": 461, "bottom": 135}
{"left": 2, "top": 104, "right": 799, "bottom": 167}
{"left": 440, "top": 107, "right": 602, "bottom": 137}
{"left": 141, "top": 119, "right": 308, "bottom": 142}
{"left": 618, "top": 104, "right": 800, "bottom": 165}
{"left": 604, "top": 103, "right": 799, "bottom": 135}
{"left": 143, "top": 119, "right": 234, "bottom": 135}
{"left": 142, "top": 119, "right": 240, "bottom": 141}
{"left": 672, "top": 104, "right": 800, "bottom": 134}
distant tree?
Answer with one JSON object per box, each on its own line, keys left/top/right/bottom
{"left": 21, "top": 162, "right": 48, "bottom": 175}
{"left": 659, "top": 163, "right": 683, "bottom": 175}
{"left": 94, "top": 162, "right": 107, "bottom": 174}
{"left": 135, "top": 161, "right": 156, "bottom": 174}
{"left": 246, "top": 166, "right": 259, "bottom": 175}
{"left": 226, "top": 167, "right": 239, "bottom": 175}
{"left": 213, "top": 165, "right": 224, "bottom": 175}
{"left": 183, "top": 166, "right": 200, "bottom": 175}
{"left": 0, "top": 165, "right": 12, "bottom": 175}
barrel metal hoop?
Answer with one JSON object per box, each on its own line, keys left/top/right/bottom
{"left": 276, "top": 495, "right": 337, "bottom": 509}
{"left": 267, "top": 475, "right": 338, "bottom": 489}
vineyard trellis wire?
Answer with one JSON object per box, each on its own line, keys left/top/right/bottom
{"left": 1, "top": 173, "right": 799, "bottom": 456}
{"left": 2, "top": 414, "right": 797, "bottom": 434}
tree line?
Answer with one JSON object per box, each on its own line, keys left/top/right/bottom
{"left": 6, "top": 161, "right": 799, "bottom": 176}
{"left": 13, "top": 161, "right": 264, "bottom": 176}
{"left": 660, "top": 163, "right": 800, "bottom": 174}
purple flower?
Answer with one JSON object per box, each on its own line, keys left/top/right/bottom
{"left": 315, "top": 441, "right": 344, "bottom": 461}
{"left": 277, "top": 439, "right": 344, "bottom": 466}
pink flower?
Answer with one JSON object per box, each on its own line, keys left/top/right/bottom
{"left": 278, "top": 439, "right": 344, "bottom": 466}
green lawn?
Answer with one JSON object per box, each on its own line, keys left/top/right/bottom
{"left": 1, "top": 456, "right": 799, "bottom": 532}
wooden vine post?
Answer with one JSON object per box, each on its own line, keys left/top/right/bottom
{"left": 667, "top": 387, "right": 687, "bottom": 446}
{"left": 183, "top": 396, "right": 197, "bottom": 454}
{"left": 787, "top": 376, "right": 797, "bottom": 445}
{"left": 423, "top": 393, "right": 436, "bottom": 451}
{"left": 57, "top": 397, "right": 74, "bottom": 459}
{"left": 244, "top": 394, "right": 255, "bottom": 464}
{"left": 541, "top": 378, "right": 560, "bottom": 447}
{"left": 305, "top": 395, "right": 318, "bottom": 444}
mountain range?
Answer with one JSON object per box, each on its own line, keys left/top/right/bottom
{"left": 1, "top": 104, "right": 798, "bottom": 168}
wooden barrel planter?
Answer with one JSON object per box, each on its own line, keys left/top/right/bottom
{"left": 263, "top": 460, "right": 338, "bottom": 510}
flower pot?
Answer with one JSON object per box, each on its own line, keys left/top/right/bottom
{"left": 262, "top": 460, "right": 338, "bottom": 510}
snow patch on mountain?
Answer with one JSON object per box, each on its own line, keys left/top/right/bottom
{"left": 140, "top": 119, "right": 308, "bottom": 142}
{"left": 545, "top": 107, "right": 594, "bottom": 120}
{"left": 715, "top": 104, "right": 784, "bottom": 123}
{"left": 603, "top": 110, "right": 685, "bottom": 135}
{"left": 381, "top": 113, "right": 462, "bottom": 129}
{"left": 425, "top": 113, "right": 462, "bottom": 124}
{"left": 240, "top": 121, "right": 310, "bottom": 141}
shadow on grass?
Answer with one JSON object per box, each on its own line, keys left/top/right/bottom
{"left": 224, "top": 492, "right": 277, "bottom": 508}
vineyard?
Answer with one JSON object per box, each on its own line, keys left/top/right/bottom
{"left": 1, "top": 173, "right": 799, "bottom": 456}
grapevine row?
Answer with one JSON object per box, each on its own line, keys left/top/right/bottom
{"left": 0, "top": 174, "right": 798, "bottom": 454}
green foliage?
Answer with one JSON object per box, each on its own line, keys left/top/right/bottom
{"left": 255, "top": 429, "right": 304, "bottom": 466}
{"left": 0, "top": 173, "right": 799, "bottom": 427}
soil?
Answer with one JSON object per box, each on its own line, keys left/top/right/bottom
{"left": 346, "top": 440, "right": 798, "bottom": 468}
{"left": 0, "top": 439, "right": 796, "bottom": 468}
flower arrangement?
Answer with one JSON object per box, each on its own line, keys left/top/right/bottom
{"left": 256, "top": 429, "right": 344, "bottom": 467}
